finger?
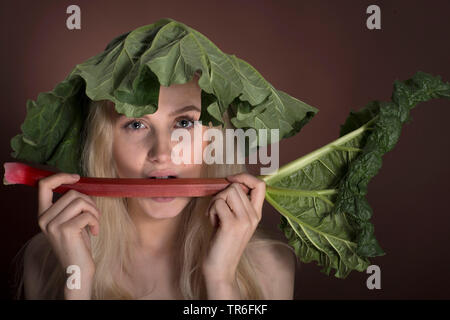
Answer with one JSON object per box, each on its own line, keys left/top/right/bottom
{"left": 38, "top": 192, "right": 100, "bottom": 233}
{"left": 41, "top": 189, "right": 98, "bottom": 223}
{"left": 226, "top": 179, "right": 249, "bottom": 194}
{"left": 60, "top": 212, "right": 100, "bottom": 236}
{"left": 45, "top": 198, "right": 102, "bottom": 235}
{"left": 231, "top": 182, "right": 260, "bottom": 224}
{"left": 208, "top": 202, "right": 219, "bottom": 228}
{"left": 227, "top": 174, "right": 266, "bottom": 212}
{"left": 209, "top": 199, "right": 234, "bottom": 229}
{"left": 215, "top": 184, "right": 249, "bottom": 221}
{"left": 38, "top": 173, "right": 80, "bottom": 217}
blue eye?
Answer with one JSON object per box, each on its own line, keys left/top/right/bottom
{"left": 125, "top": 120, "right": 146, "bottom": 131}
{"left": 176, "top": 119, "right": 194, "bottom": 128}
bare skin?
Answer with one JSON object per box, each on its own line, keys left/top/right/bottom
{"left": 22, "top": 74, "right": 296, "bottom": 300}
{"left": 23, "top": 230, "right": 295, "bottom": 299}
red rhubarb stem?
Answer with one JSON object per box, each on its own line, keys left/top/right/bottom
{"left": 3, "top": 162, "right": 230, "bottom": 198}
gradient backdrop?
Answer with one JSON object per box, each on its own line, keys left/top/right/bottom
{"left": 0, "top": 0, "right": 449, "bottom": 300}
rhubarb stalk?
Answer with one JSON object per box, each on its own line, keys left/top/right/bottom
{"left": 3, "top": 162, "right": 230, "bottom": 198}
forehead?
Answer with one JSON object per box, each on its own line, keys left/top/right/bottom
{"left": 113, "top": 75, "right": 202, "bottom": 119}
{"left": 116, "top": 104, "right": 200, "bottom": 120}
{"left": 159, "top": 75, "right": 201, "bottom": 104}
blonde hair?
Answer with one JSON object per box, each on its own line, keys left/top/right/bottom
{"left": 14, "top": 97, "right": 295, "bottom": 300}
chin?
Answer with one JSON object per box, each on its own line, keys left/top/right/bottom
{"left": 140, "top": 197, "right": 191, "bottom": 219}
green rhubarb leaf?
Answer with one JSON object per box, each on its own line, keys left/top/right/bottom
{"left": 68, "top": 18, "right": 319, "bottom": 138}
{"left": 10, "top": 18, "right": 318, "bottom": 174}
{"left": 263, "top": 71, "right": 450, "bottom": 278}
{"left": 10, "top": 76, "right": 88, "bottom": 174}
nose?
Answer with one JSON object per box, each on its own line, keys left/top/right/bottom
{"left": 148, "top": 131, "right": 172, "bottom": 164}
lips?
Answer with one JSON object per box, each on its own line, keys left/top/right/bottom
{"left": 147, "top": 171, "right": 178, "bottom": 202}
{"left": 148, "top": 176, "right": 176, "bottom": 179}
{"left": 147, "top": 170, "right": 178, "bottom": 179}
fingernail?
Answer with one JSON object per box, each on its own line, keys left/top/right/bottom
{"left": 71, "top": 174, "right": 80, "bottom": 179}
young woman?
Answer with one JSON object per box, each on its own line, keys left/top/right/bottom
{"left": 19, "top": 73, "right": 297, "bottom": 300}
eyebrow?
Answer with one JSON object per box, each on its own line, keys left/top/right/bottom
{"left": 169, "top": 105, "right": 201, "bottom": 116}
{"left": 117, "top": 105, "right": 201, "bottom": 119}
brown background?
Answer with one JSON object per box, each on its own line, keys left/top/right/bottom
{"left": 0, "top": 0, "right": 449, "bottom": 300}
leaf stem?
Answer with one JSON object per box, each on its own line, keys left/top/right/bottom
{"left": 266, "top": 185, "right": 337, "bottom": 196}
{"left": 265, "top": 185, "right": 337, "bottom": 206}
{"left": 259, "top": 115, "right": 379, "bottom": 184}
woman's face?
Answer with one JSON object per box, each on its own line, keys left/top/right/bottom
{"left": 112, "top": 74, "right": 208, "bottom": 219}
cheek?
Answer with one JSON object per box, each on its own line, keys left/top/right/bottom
{"left": 179, "top": 126, "right": 206, "bottom": 163}
{"left": 177, "top": 128, "right": 209, "bottom": 177}
{"left": 113, "top": 132, "right": 147, "bottom": 176}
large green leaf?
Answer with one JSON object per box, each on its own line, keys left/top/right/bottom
{"left": 263, "top": 71, "right": 450, "bottom": 278}
{"left": 10, "top": 77, "right": 89, "bottom": 174}
{"left": 10, "top": 18, "right": 318, "bottom": 174}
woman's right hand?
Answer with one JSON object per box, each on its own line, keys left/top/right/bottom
{"left": 37, "top": 173, "right": 101, "bottom": 298}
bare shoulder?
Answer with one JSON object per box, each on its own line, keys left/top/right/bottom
{"left": 247, "top": 241, "right": 297, "bottom": 299}
{"left": 23, "top": 232, "right": 52, "bottom": 299}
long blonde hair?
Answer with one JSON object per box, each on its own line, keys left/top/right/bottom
{"left": 14, "top": 98, "right": 295, "bottom": 299}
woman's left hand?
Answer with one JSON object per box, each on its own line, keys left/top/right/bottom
{"left": 202, "top": 173, "right": 266, "bottom": 286}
